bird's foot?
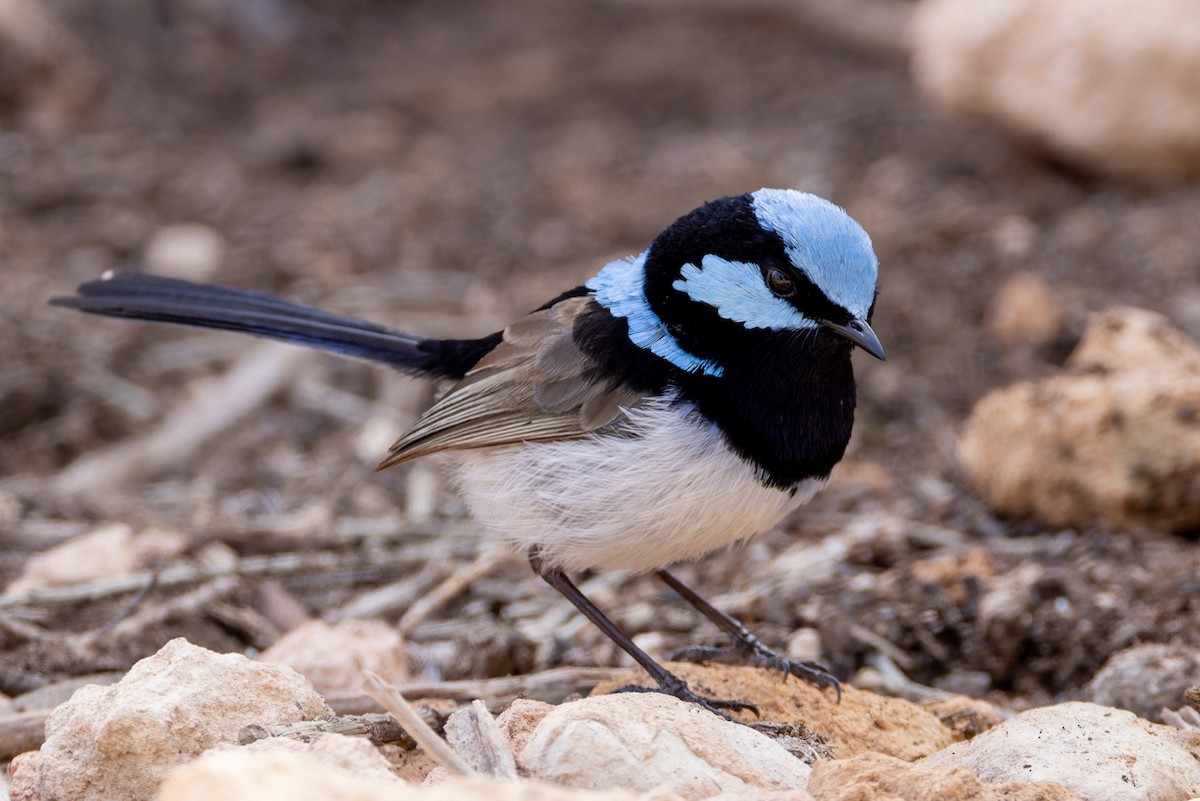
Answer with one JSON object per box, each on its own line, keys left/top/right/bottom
{"left": 612, "top": 672, "right": 760, "bottom": 720}
{"left": 670, "top": 640, "right": 842, "bottom": 702}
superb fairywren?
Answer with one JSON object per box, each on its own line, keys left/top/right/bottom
{"left": 53, "top": 189, "right": 883, "bottom": 714}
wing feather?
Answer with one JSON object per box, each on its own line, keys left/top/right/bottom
{"left": 378, "top": 297, "right": 647, "bottom": 468}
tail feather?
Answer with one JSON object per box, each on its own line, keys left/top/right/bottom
{"left": 50, "top": 270, "right": 483, "bottom": 377}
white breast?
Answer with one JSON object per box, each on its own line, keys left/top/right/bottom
{"left": 446, "top": 397, "right": 825, "bottom": 572}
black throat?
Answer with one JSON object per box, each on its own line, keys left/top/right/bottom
{"left": 677, "top": 327, "right": 857, "bottom": 490}
{"left": 573, "top": 302, "right": 857, "bottom": 491}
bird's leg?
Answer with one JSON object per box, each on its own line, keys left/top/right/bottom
{"left": 655, "top": 569, "right": 841, "bottom": 701}
{"left": 529, "top": 553, "right": 758, "bottom": 718}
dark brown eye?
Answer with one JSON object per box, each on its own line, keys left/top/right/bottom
{"left": 766, "top": 268, "right": 795, "bottom": 298}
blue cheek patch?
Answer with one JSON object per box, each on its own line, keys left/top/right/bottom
{"left": 587, "top": 254, "right": 724, "bottom": 377}
{"left": 673, "top": 255, "right": 819, "bottom": 331}
{"left": 751, "top": 189, "right": 878, "bottom": 321}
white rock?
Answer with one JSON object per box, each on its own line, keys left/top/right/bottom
{"left": 959, "top": 307, "right": 1200, "bottom": 530}
{"left": 27, "top": 638, "right": 330, "bottom": 801}
{"left": 258, "top": 618, "right": 408, "bottom": 697}
{"left": 161, "top": 748, "right": 671, "bottom": 801}
{"left": 7, "top": 523, "right": 135, "bottom": 595}
{"left": 444, "top": 700, "right": 518, "bottom": 778}
{"left": 519, "top": 693, "right": 810, "bottom": 800}
{"left": 144, "top": 223, "right": 225, "bottom": 282}
{"left": 1085, "top": 643, "right": 1200, "bottom": 723}
{"left": 239, "top": 732, "right": 399, "bottom": 782}
{"left": 921, "top": 702, "right": 1200, "bottom": 801}
{"left": 6, "top": 523, "right": 190, "bottom": 596}
{"left": 159, "top": 747, "right": 403, "bottom": 801}
{"left": 913, "top": 0, "right": 1200, "bottom": 182}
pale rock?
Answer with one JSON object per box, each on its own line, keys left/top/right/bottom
{"left": 496, "top": 699, "right": 554, "bottom": 756}
{"left": 444, "top": 700, "right": 518, "bottom": 778}
{"left": 239, "top": 732, "right": 399, "bottom": 782}
{"left": 144, "top": 223, "right": 225, "bottom": 282}
{"left": 921, "top": 702, "right": 1200, "bottom": 801}
{"left": 913, "top": 0, "right": 1200, "bottom": 182}
{"left": 959, "top": 307, "right": 1200, "bottom": 530}
{"left": 808, "top": 751, "right": 1078, "bottom": 800}
{"left": 258, "top": 618, "right": 408, "bottom": 696}
{"left": 29, "top": 638, "right": 330, "bottom": 801}
{"left": 1070, "top": 307, "right": 1200, "bottom": 375}
{"left": 986, "top": 272, "right": 1065, "bottom": 350}
{"left": 8, "top": 750, "right": 39, "bottom": 801}
{"left": 1084, "top": 643, "right": 1200, "bottom": 723}
{"left": 159, "top": 747, "right": 402, "bottom": 801}
{"left": 519, "top": 693, "right": 810, "bottom": 800}
{"left": 6, "top": 523, "right": 135, "bottom": 595}
{"left": 162, "top": 749, "right": 676, "bottom": 801}
{"left": 5, "top": 523, "right": 189, "bottom": 596}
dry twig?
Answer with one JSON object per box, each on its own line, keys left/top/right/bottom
{"left": 238, "top": 711, "right": 436, "bottom": 749}
{"left": 324, "top": 666, "right": 622, "bottom": 714}
{"left": 362, "top": 670, "right": 474, "bottom": 776}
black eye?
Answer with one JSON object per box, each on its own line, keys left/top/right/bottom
{"left": 766, "top": 267, "right": 795, "bottom": 298}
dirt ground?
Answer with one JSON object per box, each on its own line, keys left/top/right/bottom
{"left": 1, "top": 0, "right": 1198, "bottom": 711}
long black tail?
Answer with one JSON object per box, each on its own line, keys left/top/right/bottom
{"left": 50, "top": 271, "right": 499, "bottom": 379}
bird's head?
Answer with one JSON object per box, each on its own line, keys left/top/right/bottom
{"left": 590, "top": 189, "right": 883, "bottom": 377}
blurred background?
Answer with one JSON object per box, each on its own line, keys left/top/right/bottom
{"left": 1, "top": 0, "right": 1198, "bottom": 714}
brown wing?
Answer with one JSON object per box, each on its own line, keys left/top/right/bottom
{"left": 377, "top": 296, "right": 646, "bottom": 468}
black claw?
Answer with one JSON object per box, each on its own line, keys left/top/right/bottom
{"left": 670, "top": 640, "right": 842, "bottom": 703}
{"left": 611, "top": 679, "right": 760, "bottom": 720}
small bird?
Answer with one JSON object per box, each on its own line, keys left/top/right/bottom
{"left": 52, "top": 189, "right": 883, "bottom": 713}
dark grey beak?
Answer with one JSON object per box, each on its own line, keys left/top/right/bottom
{"left": 819, "top": 318, "right": 886, "bottom": 360}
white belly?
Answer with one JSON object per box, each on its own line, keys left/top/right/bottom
{"left": 447, "top": 397, "right": 825, "bottom": 572}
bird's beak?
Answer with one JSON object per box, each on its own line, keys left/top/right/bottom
{"left": 819, "top": 318, "right": 886, "bottom": 360}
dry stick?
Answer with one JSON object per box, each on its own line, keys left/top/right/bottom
{"left": 0, "top": 548, "right": 434, "bottom": 611}
{"left": 398, "top": 546, "right": 514, "bottom": 633}
{"left": 325, "top": 666, "right": 622, "bottom": 715}
{"left": 238, "top": 712, "right": 426, "bottom": 749}
{"left": 86, "top": 577, "right": 240, "bottom": 647}
{"left": 54, "top": 342, "right": 311, "bottom": 496}
{"left": 0, "top": 710, "right": 49, "bottom": 761}
{"left": 362, "top": 671, "right": 474, "bottom": 777}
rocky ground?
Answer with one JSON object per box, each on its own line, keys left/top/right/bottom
{"left": 1, "top": 0, "right": 1199, "bottom": 799}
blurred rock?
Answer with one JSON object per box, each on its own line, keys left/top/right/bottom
{"left": 5, "top": 522, "right": 186, "bottom": 595}
{"left": 959, "top": 307, "right": 1200, "bottom": 530}
{"left": 258, "top": 618, "right": 408, "bottom": 697}
{"left": 0, "top": 0, "right": 95, "bottom": 133}
{"left": 593, "top": 664, "right": 957, "bottom": 760}
{"left": 519, "top": 692, "right": 810, "bottom": 799}
{"left": 986, "top": 272, "right": 1066, "bottom": 350}
{"left": 1084, "top": 643, "right": 1200, "bottom": 723}
{"left": 238, "top": 732, "right": 399, "bottom": 782}
{"left": 912, "top": 0, "right": 1200, "bottom": 182}
{"left": 808, "top": 751, "right": 1078, "bottom": 800}
{"left": 163, "top": 748, "right": 673, "bottom": 801}
{"left": 20, "top": 638, "right": 330, "bottom": 801}
{"left": 1070, "top": 306, "right": 1200, "bottom": 374}
{"left": 922, "top": 702, "right": 1200, "bottom": 801}
{"left": 144, "top": 224, "right": 226, "bottom": 282}
{"left": 159, "top": 747, "right": 403, "bottom": 801}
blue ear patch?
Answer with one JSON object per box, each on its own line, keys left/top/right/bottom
{"left": 751, "top": 189, "right": 878, "bottom": 320}
{"left": 673, "top": 255, "right": 819, "bottom": 331}
{"left": 587, "top": 254, "right": 724, "bottom": 377}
